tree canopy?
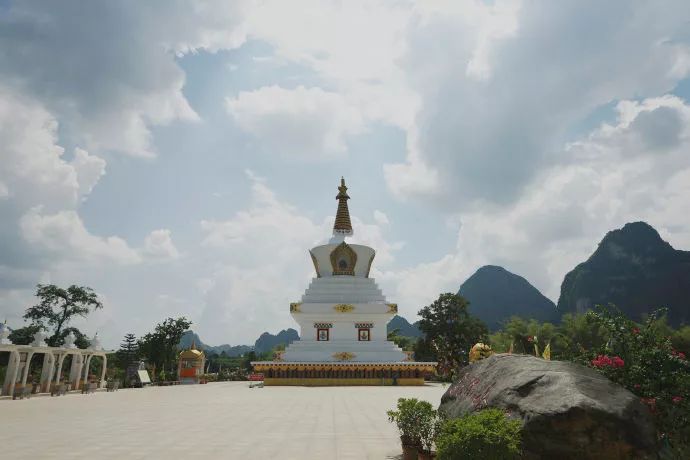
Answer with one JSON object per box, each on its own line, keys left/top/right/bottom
{"left": 11, "top": 284, "right": 102, "bottom": 347}
{"left": 138, "top": 317, "right": 192, "bottom": 376}
{"left": 417, "top": 293, "right": 488, "bottom": 376}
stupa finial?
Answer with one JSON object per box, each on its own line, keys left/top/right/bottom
{"left": 191, "top": 338, "right": 197, "bottom": 350}
{"left": 333, "top": 177, "right": 353, "bottom": 236}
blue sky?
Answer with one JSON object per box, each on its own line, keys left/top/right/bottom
{"left": 2, "top": 1, "right": 690, "bottom": 347}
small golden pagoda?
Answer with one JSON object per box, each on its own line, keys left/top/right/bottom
{"left": 177, "top": 341, "right": 206, "bottom": 384}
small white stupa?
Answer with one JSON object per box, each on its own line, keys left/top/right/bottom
{"left": 252, "top": 178, "right": 436, "bottom": 385}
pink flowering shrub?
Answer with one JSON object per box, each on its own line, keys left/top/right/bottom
{"left": 574, "top": 306, "right": 690, "bottom": 456}
{"left": 591, "top": 354, "right": 625, "bottom": 369}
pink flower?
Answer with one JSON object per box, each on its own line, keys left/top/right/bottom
{"left": 634, "top": 384, "right": 641, "bottom": 389}
{"left": 527, "top": 336, "right": 534, "bottom": 343}
{"left": 591, "top": 355, "right": 612, "bottom": 368}
{"left": 591, "top": 355, "right": 624, "bottom": 369}
{"left": 672, "top": 396, "right": 683, "bottom": 404}
{"left": 632, "top": 327, "right": 640, "bottom": 335}
{"left": 678, "top": 352, "right": 686, "bottom": 360}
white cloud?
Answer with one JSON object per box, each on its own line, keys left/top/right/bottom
{"left": 71, "top": 148, "right": 107, "bottom": 199}
{"left": 198, "top": 175, "right": 323, "bottom": 342}
{"left": 143, "top": 229, "right": 181, "bottom": 261}
{"left": 0, "top": 87, "right": 91, "bottom": 210}
{"left": 373, "top": 210, "right": 389, "bottom": 226}
{"left": 20, "top": 208, "right": 142, "bottom": 265}
{"left": 0, "top": 1, "right": 248, "bottom": 157}
{"left": 386, "top": 1, "right": 690, "bottom": 205}
{"left": 233, "top": 0, "right": 421, "bottom": 160}
{"left": 226, "top": 85, "right": 365, "bottom": 159}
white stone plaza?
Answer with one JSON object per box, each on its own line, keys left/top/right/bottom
{"left": 0, "top": 381, "right": 446, "bottom": 459}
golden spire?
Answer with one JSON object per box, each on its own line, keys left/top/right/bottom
{"left": 191, "top": 338, "right": 197, "bottom": 350}
{"left": 333, "top": 177, "right": 353, "bottom": 235}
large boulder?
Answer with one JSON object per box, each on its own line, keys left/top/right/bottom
{"left": 439, "top": 354, "right": 656, "bottom": 459}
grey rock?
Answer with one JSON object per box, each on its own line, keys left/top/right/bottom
{"left": 439, "top": 354, "right": 656, "bottom": 459}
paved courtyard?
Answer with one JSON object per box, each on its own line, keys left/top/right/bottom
{"left": 1, "top": 382, "right": 447, "bottom": 459}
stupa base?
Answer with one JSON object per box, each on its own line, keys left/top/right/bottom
{"left": 263, "top": 377, "right": 425, "bottom": 386}
{"left": 250, "top": 361, "right": 437, "bottom": 386}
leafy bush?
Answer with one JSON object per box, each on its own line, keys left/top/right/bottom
{"left": 200, "top": 373, "right": 217, "bottom": 382}
{"left": 387, "top": 398, "right": 428, "bottom": 447}
{"left": 574, "top": 306, "right": 690, "bottom": 456}
{"left": 418, "top": 402, "right": 445, "bottom": 454}
{"left": 436, "top": 408, "right": 522, "bottom": 460}
{"left": 488, "top": 314, "right": 608, "bottom": 360}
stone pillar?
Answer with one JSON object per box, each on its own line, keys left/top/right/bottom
{"left": 100, "top": 355, "right": 107, "bottom": 388}
{"left": 70, "top": 353, "right": 84, "bottom": 390}
{"left": 82, "top": 354, "right": 91, "bottom": 384}
{"left": 55, "top": 353, "right": 66, "bottom": 385}
{"left": 2, "top": 350, "right": 21, "bottom": 397}
{"left": 21, "top": 351, "right": 35, "bottom": 386}
{"left": 39, "top": 352, "right": 56, "bottom": 392}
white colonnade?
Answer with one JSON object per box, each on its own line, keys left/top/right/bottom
{"left": 0, "top": 330, "right": 110, "bottom": 399}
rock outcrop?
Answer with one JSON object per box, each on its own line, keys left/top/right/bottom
{"left": 439, "top": 354, "right": 656, "bottom": 459}
{"left": 557, "top": 221, "right": 690, "bottom": 326}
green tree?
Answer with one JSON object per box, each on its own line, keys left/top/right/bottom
{"left": 387, "top": 328, "right": 417, "bottom": 351}
{"left": 138, "top": 317, "right": 192, "bottom": 375}
{"left": 489, "top": 317, "right": 559, "bottom": 356}
{"left": 417, "top": 293, "right": 488, "bottom": 376}
{"left": 8, "top": 324, "right": 41, "bottom": 345}
{"left": 242, "top": 351, "right": 257, "bottom": 371}
{"left": 116, "top": 333, "right": 139, "bottom": 371}
{"left": 557, "top": 311, "right": 608, "bottom": 359}
{"left": 672, "top": 325, "right": 690, "bottom": 355}
{"left": 20, "top": 284, "right": 103, "bottom": 346}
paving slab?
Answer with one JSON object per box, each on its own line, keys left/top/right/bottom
{"left": 0, "top": 381, "right": 447, "bottom": 459}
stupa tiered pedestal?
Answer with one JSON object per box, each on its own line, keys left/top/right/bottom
{"left": 252, "top": 178, "right": 436, "bottom": 385}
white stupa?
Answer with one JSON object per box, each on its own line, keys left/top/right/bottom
{"left": 252, "top": 178, "right": 436, "bottom": 385}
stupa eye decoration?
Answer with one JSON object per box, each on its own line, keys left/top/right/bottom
{"left": 330, "top": 242, "right": 357, "bottom": 275}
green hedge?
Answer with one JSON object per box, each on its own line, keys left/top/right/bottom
{"left": 436, "top": 408, "right": 522, "bottom": 460}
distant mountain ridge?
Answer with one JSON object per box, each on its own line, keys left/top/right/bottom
{"left": 254, "top": 328, "right": 299, "bottom": 354}
{"left": 459, "top": 265, "right": 558, "bottom": 331}
{"left": 179, "top": 331, "right": 252, "bottom": 357}
{"left": 557, "top": 221, "right": 690, "bottom": 326}
{"left": 388, "top": 315, "right": 422, "bottom": 337}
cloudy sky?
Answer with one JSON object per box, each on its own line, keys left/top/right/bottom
{"left": 2, "top": 1, "right": 690, "bottom": 348}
